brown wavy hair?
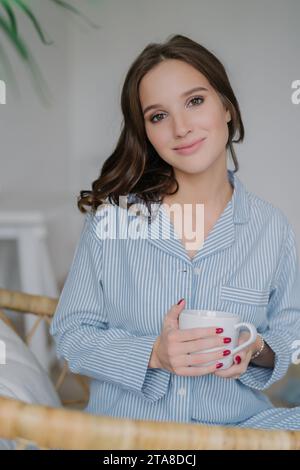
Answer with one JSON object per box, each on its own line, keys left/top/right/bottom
{"left": 78, "top": 34, "right": 244, "bottom": 218}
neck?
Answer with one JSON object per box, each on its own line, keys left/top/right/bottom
{"left": 163, "top": 159, "right": 233, "bottom": 212}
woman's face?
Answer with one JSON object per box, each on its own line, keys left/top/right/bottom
{"left": 139, "top": 59, "right": 231, "bottom": 175}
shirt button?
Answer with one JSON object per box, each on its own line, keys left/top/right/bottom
{"left": 177, "top": 387, "right": 186, "bottom": 396}
{"left": 194, "top": 267, "right": 201, "bottom": 275}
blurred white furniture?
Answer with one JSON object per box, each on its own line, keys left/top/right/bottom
{"left": 0, "top": 211, "right": 58, "bottom": 371}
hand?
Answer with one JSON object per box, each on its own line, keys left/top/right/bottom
{"left": 214, "top": 331, "right": 259, "bottom": 379}
{"left": 151, "top": 299, "right": 232, "bottom": 377}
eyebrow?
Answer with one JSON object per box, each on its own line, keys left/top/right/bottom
{"left": 142, "top": 86, "right": 209, "bottom": 115}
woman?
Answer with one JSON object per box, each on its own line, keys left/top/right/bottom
{"left": 50, "top": 34, "right": 300, "bottom": 429}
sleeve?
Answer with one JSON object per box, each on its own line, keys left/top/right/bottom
{"left": 49, "top": 213, "right": 171, "bottom": 403}
{"left": 239, "top": 223, "right": 300, "bottom": 391}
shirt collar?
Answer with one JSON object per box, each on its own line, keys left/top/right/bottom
{"left": 127, "top": 169, "right": 250, "bottom": 225}
{"left": 228, "top": 169, "right": 250, "bottom": 225}
{"left": 123, "top": 169, "right": 250, "bottom": 263}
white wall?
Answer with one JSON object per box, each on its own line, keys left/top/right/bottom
{"left": 0, "top": 0, "right": 81, "bottom": 287}
{"left": 68, "top": 0, "right": 300, "bottom": 226}
{"left": 0, "top": 0, "right": 299, "bottom": 287}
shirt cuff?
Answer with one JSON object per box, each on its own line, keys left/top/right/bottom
{"left": 126, "top": 336, "right": 171, "bottom": 403}
{"left": 238, "top": 330, "right": 291, "bottom": 391}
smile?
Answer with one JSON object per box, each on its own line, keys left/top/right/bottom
{"left": 174, "top": 138, "right": 206, "bottom": 155}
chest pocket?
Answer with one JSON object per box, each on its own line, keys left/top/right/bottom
{"left": 219, "top": 285, "right": 270, "bottom": 326}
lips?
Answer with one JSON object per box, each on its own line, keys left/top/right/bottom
{"left": 174, "top": 138, "right": 206, "bottom": 150}
{"left": 173, "top": 137, "right": 206, "bottom": 156}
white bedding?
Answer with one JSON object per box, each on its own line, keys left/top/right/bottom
{"left": 0, "top": 318, "right": 61, "bottom": 450}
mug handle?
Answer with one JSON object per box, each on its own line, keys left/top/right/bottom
{"left": 231, "top": 323, "right": 257, "bottom": 356}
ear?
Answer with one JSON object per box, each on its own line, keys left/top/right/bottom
{"left": 225, "top": 109, "right": 231, "bottom": 123}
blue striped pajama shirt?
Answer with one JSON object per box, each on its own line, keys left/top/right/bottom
{"left": 50, "top": 169, "right": 300, "bottom": 430}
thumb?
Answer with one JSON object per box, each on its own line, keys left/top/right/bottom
{"left": 165, "top": 298, "right": 185, "bottom": 330}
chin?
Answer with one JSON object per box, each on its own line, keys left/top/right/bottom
{"left": 177, "top": 159, "right": 217, "bottom": 174}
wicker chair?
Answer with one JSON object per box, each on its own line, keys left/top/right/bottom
{"left": 0, "top": 287, "right": 299, "bottom": 450}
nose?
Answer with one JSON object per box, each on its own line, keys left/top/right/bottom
{"left": 172, "top": 113, "right": 192, "bottom": 138}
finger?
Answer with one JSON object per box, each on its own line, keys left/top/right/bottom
{"left": 177, "top": 336, "right": 226, "bottom": 355}
{"left": 241, "top": 350, "right": 252, "bottom": 366}
{"left": 233, "top": 349, "right": 248, "bottom": 365}
{"left": 233, "top": 354, "right": 242, "bottom": 365}
{"left": 175, "top": 361, "right": 219, "bottom": 377}
{"left": 179, "top": 348, "right": 226, "bottom": 367}
{"left": 214, "top": 363, "right": 243, "bottom": 378}
{"left": 174, "top": 326, "right": 224, "bottom": 342}
{"left": 215, "top": 354, "right": 251, "bottom": 377}
{"left": 164, "top": 298, "right": 186, "bottom": 330}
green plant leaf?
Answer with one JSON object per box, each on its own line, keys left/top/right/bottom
{"left": 0, "top": 1, "right": 98, "bottom": 105}
{"left": 0, "top": 0, "right": 18, "bottom": 36}
{"left": 12, "top": 0, "right": 53, "bottom": 45}
{"left": 48, "top": 0, "right": 99, "bottom": 28}
{"left": 0, "top": 40, "right": 20, "bottom": 98}
{"left": 23, "top": 48, "right": 53, "bottom": 106}
{"left": 0, "top": 12, "right": 29, "bottom": 59}
{"left": 0, "top": 10, "right": 51, "bottom": 105}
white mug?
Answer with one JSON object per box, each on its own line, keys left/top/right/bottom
{"left": 179, "top": 309, "right": 257, "bottom": 369}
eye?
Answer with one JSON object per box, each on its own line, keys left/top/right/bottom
{"left": 189, "top": 96, "right": 204, "bottom": 106}
{"left": 149, "top": 112, "right": 165, "bottom": 123}
{"left": 149, "top": 96, "right": 204, "bottom": 124}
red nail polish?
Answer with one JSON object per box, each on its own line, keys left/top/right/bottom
{"left": 216, "top": 328, "right": 223, "bottom": 334}
{"left": 223, "top": 337, "right": 231, "bottom": 344}
{"left": 223, "top": 350, "right": 231, "bottom": 356}
{"left": 216, "top": 362, "right": 223, "bottom": 369}
{"left": 235, "top": 355, "right": 241, "bottom": 364}
{"left": 177, "top": 298, "right": 184, "bottom": 305}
